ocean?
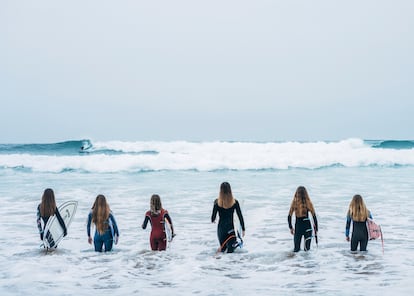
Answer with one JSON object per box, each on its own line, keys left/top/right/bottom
{"left": 0, "top": 138, "right": 413, "bottom": 295}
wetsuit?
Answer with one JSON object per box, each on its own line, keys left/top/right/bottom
{"left": 87, "top": 211, "right": 119, "bottom": 252}
{"left": 36, "top": 204, "right": 67, "bottom": 241}
{"left": 345, "top": 211, "right": 372, "bottom": 251}
{"left": 288, "top": 213, "right": 318, "bottom": 252}
{"left": 211, "top": 199, "right": 245, "bottom": 253}
{"left": 142, "top": 209, "right": 174, "bottom": 251}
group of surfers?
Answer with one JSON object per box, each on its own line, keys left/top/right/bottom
{"left": 36, "top": 183, "right": 374, "bottom": 253}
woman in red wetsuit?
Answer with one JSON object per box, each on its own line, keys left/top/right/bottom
{"left": 142, "top": 194, "right": 175, "bottom": 251}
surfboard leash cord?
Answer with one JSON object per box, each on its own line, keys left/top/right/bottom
{"left": 216, "top": 234, "right": 236, "bottom": 254}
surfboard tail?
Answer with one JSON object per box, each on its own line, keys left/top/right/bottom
{"left": 236, "top": 230, "right": 244, "bottom": 248}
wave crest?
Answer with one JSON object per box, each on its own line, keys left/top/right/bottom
{"left": 1, "top": 138, "right": 414, "bottom": 173}
{"left": 372, "top": 140, "right": 414, "bottom": 150}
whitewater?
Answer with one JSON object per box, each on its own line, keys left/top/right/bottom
{"left": 1, "top": 138, "right": 414, "bottom": 173}
{"left": 0, "top": 139, "right": 413, "bottom": 295}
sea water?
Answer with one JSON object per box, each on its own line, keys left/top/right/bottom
{"left": 0, "top": 139, "right": 413, "bottom": 295}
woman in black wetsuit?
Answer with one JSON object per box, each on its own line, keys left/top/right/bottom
{"left": 36, "top": 188, "right": 67, "bottom": 242}
{"left": 345, "top": 194, "right": 372, "bottom": 252}
{"left": 211, "top": 182, "right": 245, "bottom": 253}
{"left": 288, "top": 186, "right": 318, "bottom": 252}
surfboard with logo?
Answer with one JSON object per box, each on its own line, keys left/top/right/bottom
{"left": 43, "top": 200, "right": 78, "bottom": 249}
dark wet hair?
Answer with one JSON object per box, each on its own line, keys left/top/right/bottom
{"left": 40, "top": 188, "right": 56, "bottom": 217}
{"left": 220, "top": 182, "right": 232, "bottom": 195}
{"left": 296, "top": 186, "right": 307, "bottom": 204}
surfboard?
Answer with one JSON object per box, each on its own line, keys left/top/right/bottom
{"left": 43, "top": 200, "right": 78, "bottom": 249}
{"left": 79, "top": 140, "right": 93, "bottom": 153}
{"left": 164, "top": 217, "right": 173, "bottom": 247}
{"left": 233, "top": 201, "right": 244, "bottom": 249}
{"left": 304, "top": 213, "right": 318, "bottom": 250}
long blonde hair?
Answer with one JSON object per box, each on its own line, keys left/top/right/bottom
{"left": 40, "top": 188, "right": 56, "bottom": 217}
{"left": 289, "top": 186, "right": 315, "bottom": 217}
{"left": 218, "top": 182, "right": 235, "bottom": 209}
{"left": 92, "top": 194, "right": 110, "bottom": 234}
{"left": 348, "top": 194, "right": 369, "bottom": 222}
{"left": 150, "top": 194, "right": 162, "bottom": 215}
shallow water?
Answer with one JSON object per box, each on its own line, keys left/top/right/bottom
{"left": 1, "top": 166, "right": 413, "bottom": 295}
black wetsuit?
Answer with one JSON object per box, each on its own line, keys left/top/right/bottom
{"left": 345, "top": 212, "right": 372, "bottom": 252}
{"left": 288, "top": 214, "right": 318, "bottom": 252}
{"left": 211, "top": 199, "right": 245, "bottom": 253}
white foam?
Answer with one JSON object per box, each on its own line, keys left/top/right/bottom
{"left": 1, "top": 166, "right": 414, "bottom": 295}
{"left": 1, "top": 139, "right": 414, "bottom": 173}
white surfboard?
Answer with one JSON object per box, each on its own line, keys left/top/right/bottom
{"left": 43, "top": 200, "right": 78, "bottom": 249}
{"left": 164, "top": 217, "right": 173, "bottom": 247}
{"left": 233, "top": 200, "right": 244, "bottom": 249}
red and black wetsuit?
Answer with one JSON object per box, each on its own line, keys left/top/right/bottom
{"left": 211, "top": 199, "right": 245, "bottom": 253}
{"left": 142, "top": 209, "right": 174, "bottom": 251}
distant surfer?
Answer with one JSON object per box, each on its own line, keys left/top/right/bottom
{"left": 79, "top": 145, "right": 88, "bottom": 153}
{"left": 345, "top": 194, "right": 372, "bottom": 252}
{"left": 142, "top": 194, "right": 175, "bottom": 251}
{"left": 87, "top": 194, "right": 119, "bottom": 252}
{"left": 37, "top": 188, "right": 67, "bottom": 243}
{"left": 211, "top": 182, "right": 245, "bottom": 253}
{"left": 80, "top": 141, "right": 92, "bottom": 152}
{"left": 288, "top": 186, "right": 318, "bottom": 252}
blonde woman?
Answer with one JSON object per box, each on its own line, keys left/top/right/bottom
{"left": 288, "top": 186, "right": 318, "bottom": 252}
{"left": 36, "top": 188, "right": 67, "bottom": 242}
{"left": 211, "top": 182, "right": 245, "bottom": 253}
{"left": 87, "top": 194, "right": 119, "bottom": 252}
{"left": 142, "top": 194, "right": 175, "bottom": 251}
{"left": 345, "top": 194, "right": 372, "bottom": 251}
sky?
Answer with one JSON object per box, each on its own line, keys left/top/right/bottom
{"left": 1, "top": 1, "right": 413, "bottom": 143}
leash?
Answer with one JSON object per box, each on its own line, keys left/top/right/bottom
{"left": 215, "top": 234, "right": 236, "bottom": 255}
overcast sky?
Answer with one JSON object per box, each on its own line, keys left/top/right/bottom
{"left": 1, "top": 1, "right": 413, "bottom": 143}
